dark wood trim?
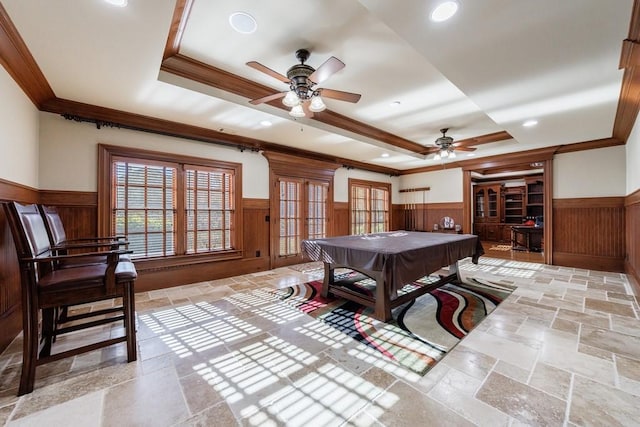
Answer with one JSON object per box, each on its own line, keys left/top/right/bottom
{"left": 553, "top": 197, "right": 625, "bottom": 209}
{"left": 543, "top": 159, "right": 553, "bottom": 265}
{"left": 243, "top": 198, "right": 269, "bottom": 209}
{"left": 162, "top": 0, "right": 193, "bottom": 60}
{"left": 554, "top": 137, "right": 625, "bottom": 154}
{"left": 626, "top": 187, "right": 640, "bottom": 206}
{"left": 160, "top": 54, "right": 428, "bottom": 155}
{"left": 554, "top": 252, "right": 625, "bottom": 273}
{"left": 614, "top": 0, "right": 640, "bottom": 142}
{"left": 262, "top": 151, "right": 340, "bottom": 179}
{"left": 39, "top": 190, "right": 97, "bottom": 207}
{"left": 463, "top": 170, "right": 472, "bottom": 235}
{"left": 0, "top": 177, "right": 38, "bottom": 203}
{"left": 0, "top": 3, "right": 55, "bottom": 107}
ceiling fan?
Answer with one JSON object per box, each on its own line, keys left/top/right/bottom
{"left": 247, "top": 49, "right": 361, "bottom": 118}
{"left": 426, "top": 128, "right": 477, "bottom": 160}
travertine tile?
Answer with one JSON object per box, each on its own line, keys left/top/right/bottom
{"left": 439, "top": 344, "right": 496, "bottom": 381}
{"left": 1, "top": 258, "right": 638, "bottom": 427}
{"left": 580, "top": 324, "right": 640, "bottom": 360}
{"left": 7, "top": 391, "right": 103, "bottom": 427}
{"left": 427, "top": 368, "right": 511, "bottom": 427}
{"left": 103, "top": 366, "right": 189, "bottom": 427}
{"left": 585, "top": 297, "right": 636, "bottom": 318}
{"left": 476, "top": 372, "right": 566, "bottom": 425}
{"left": 569, "top": 375, "right": 640, "bottom": 426}
{"left": 374, "top": 381, "right": 476, "bottom": 426}
{"left": 529, "top": 362, "right": 571, "bottom": 400}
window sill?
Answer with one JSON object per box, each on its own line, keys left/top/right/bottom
{"left": 131, "top": 250, "right": 243, "bottom": 272}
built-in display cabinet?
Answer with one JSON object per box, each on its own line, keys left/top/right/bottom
{"left": 473, "top": 175, "right": 544, "bottom": 242}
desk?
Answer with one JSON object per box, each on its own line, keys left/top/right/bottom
{"left": 301, "top": 231, "right": 483, "bottom": 321}
{"left": 511, "top": 226, "right": 543, "bottom": 252}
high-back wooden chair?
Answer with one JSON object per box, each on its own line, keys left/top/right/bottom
{"left": 3, "top": 202, "right": 138, "bottom": 395}
{"left": 38, "top": 204, "right": 129, "bottom": 264}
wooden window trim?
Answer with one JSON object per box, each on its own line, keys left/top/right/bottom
{"left": 98, "top": 144, "right": 243, "bottom": 261}
{"left": 348, "top": 178, "right": 391, "bottom": 234}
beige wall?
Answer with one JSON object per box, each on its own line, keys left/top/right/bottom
{"left": 553, "top": 145, "right": 626, "bottom": 198}
{"left": 38, "top": 112, "right": 270, "bottom": 198}
{"left": 397, "top": 168, "right": 463, "bottom": 204}
{"left": 0, "top": 67, "right": 39, "bottom": 188}
{"left": 627, "top": 113, "right": 640, "bottom": 195}
{"left": 334, "top": 168, "right": 399, "bottom": 203}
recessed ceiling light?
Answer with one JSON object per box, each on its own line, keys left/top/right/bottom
{"left": 430, "top": 1, "right": 459, "bottom": 22}
{"left": 466, "top": 153, "right": 475, "bottom": 157}
{"left": 381, "top": 153, "right": 390, "bottom": 158}
{"left": 229, "top": 12, "right": 257, "bottom": 34}
{"left": 523, "top": 119, "right": 538, "bottom": 127}
{"left": 390, "top": 101, "right": 401, "bottom": 107}
{"left": 260, "top": 120, "right": 272, "bottom": 127}
{"left": 104, "top": 0, "right": 127, "bottom": 7}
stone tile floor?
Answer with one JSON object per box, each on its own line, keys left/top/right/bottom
{"left": 0, "top": 257, "right": 639, "bottom": 426}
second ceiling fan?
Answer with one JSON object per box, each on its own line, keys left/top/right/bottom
{"left": 247, "top": 49, "right": 361, "bottom": 117}
{"left": 425, "top": 128, "right": 477, "bottom": 160}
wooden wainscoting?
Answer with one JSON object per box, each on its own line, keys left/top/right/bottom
{"left": 0, "top": 178, "right": 39, "bottom": 353}
{"left": 626, "top": 189, "right": 640, "bottom": 292}
{"left": 334, "top": 202, "right": 349, "bottom": 236}
{"left": 553, "top": 197, "right": 625, "bottom": 272}
{"left": 393, "top": 202, "right": 464, "bottom": 233}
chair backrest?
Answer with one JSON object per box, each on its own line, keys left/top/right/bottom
{"left": 38, "top": 205, "right": 67, "bottom": 246}
{"left": 5, "top": 202, "right": 52, "bottom": 258}
{"left": 3, "top": 202, "right": 54, "bottom": 280}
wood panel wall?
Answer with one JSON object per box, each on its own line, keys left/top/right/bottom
{"left": 333, "top": 202, "right": 349, "bottom": 236}
{"left": 392, "top": 202, "right": 465, "bottom": 233}
{"left": 625, "top": 189, "right": 640, "bottom": 292}
{"left": 553, "top": 197, "right": 626, "bottom": 272}
{"left": 0, "top": 179, "right": 38, "bottom": 353}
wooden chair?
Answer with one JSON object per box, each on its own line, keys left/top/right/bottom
{"left": 3, "top": 202, "right": 137, "bottom": 395}
{"left": 37, "top": 204, "right": 129, "bottom": 267}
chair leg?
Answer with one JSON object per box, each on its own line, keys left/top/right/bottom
{"left": 40, "top": 307, "right": 55, "bottom": 357}
{"left": 123, "top": 281, "right": 137, "bottom": 362}
{"left": 18, "top": 296, "right": 39, "bottom": 395}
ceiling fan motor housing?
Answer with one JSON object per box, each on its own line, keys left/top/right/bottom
{"left": 287, "top": 64, "right": 315, "bottom": 99}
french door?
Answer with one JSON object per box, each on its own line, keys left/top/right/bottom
{"left": 273, "top": 177, "right": 330, "bottom": 268}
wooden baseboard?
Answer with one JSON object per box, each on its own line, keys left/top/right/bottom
{"left": 0, "top": 304, "right": 21, "bottom": 353}
{"left": 553, "top": 252, "right": 625, "bottom": 273}
{"left": 135, "top": 257, "right": 270, "bottom": 292}
{"left": 625, "top": 260, "right": 640, "bottom": 295}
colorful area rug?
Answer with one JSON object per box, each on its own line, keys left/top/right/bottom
{"left": 268, "top": 272, "right": 514, "bottom": 376}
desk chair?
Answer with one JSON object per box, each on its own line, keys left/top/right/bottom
{"left": 3, "top": 202, "right": 137, "bottom": 395}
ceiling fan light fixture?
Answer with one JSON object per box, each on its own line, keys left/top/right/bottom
{"left": 430, "top": 1, "right": 459, "bottom": 22}
{"left": 309, "top": 95, "right": 326, "bottom": 112}
{"left": 282, "top": 91, "right": 300, "bottom": 107}
{"left": 289, "top": 104, "right": 305, "bottom": 118}
{"left": 441, "top": 150, "right": 449, "bottom": 158}
{"left": 448, "top": 150, "right": 456, "bottom": 159}
{"left": 433, "top": 153, "right": 441, "bottom": 161}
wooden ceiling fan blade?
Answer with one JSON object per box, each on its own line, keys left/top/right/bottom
{"left": 302, "top": 101, "right": 314, "bottom": 118}
{"left": 319, "top": 88, "right": 361, "bottom": 103}
{"left": 246, "top": 61, "right": 290, "bottom": 83}
{"left": 309, "top": 57, "right": 345, "bottom": 84}
{"left": 249, "top": 91, "right": 287, "bottom": 105}
{"left": 454, "top": 146, "right": 477, "bottom": 152}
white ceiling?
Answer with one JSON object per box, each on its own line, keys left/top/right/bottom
{"left": 1, "top": 0, "right": 633, "bottom": 170}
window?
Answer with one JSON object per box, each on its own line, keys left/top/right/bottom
{"left": 349, "top": 178, "right": 391, "bottom": 234}
{"left": 99, "top": 145, "right": 241, "bottom": 259}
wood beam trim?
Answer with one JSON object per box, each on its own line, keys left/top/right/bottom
{"left": 161, "top": 54, "right": 428, "bottom": 154}
{"left": 613, "top": 0, "right": 640, "bottom": 142}
{"left": 553, "top": 197, "right": 625, "bottom": 209}
{"left": 0, "top": 3, "right": 55, "bottom": 107}
{"left": 162, "top": 0, "right": 193, "bottom": 60}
